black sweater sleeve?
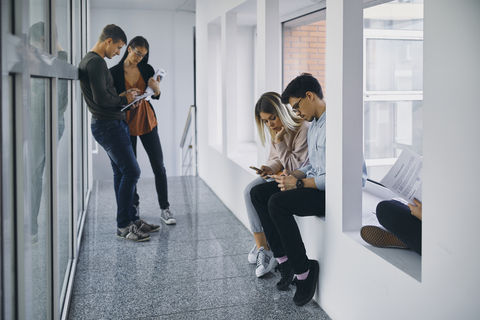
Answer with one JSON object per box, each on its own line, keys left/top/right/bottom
{"left": 88, "top": 57, "right": 126, "bottom": 108}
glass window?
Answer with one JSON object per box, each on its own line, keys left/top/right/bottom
{"left": 29, "top": 0, "right": 49, "bottom": 52}
{"left": 56, "top": 0, "right": 71, "bottom": 60}
{"left": 283, "top": 10, "right": 326, "bottom": 92}
{"left": 75, "top": 83, "right": 84, "bottom": 229}
{"left": 364, "top": 0, "right": 423, "bottom": 31}
{"left": 366, "top": 39, "right": 423, "bottom": 92}
{"left": 29, "top": 77, "right": 49, "bottom": 319}
{"left": 363, "top": 0, "right": 423, "bottom": 182}
{"left": 57, "top": 79, "right": 71, "bottom": 308}
{"left": 2, "top": 0, "right": 12, "bottom": 33}
{"left": 74, "top": 0, "right": 82, "bottom": 65}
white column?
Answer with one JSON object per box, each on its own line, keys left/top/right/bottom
{"left": 256, "top": 0, "right": 280, "bottom": 165}
{"left": 326, "top": 0, "right": 364, "bottom": 232}
{"left": 422, "top": 0, "right": 480, "bottom": 313}
{"left": 221, "top": 12, "right": 237, "bottom": 156}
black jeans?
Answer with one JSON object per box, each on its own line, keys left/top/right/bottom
{"left": 130, "top": 126, "right": 169, "bottom": 210}
{"left": 376, "top": 200, "right": 422, "bottom": 255}
{"left": 250, "top": 181, "right": 325, "bottom": 274}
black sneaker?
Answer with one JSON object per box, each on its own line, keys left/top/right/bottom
{"left": 274, "top": 260, "right": 294, "bottom": 291}
{"left": 292, "top": 259, "right": 319, "bottom": 306}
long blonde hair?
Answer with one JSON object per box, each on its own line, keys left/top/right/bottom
{"left": 254, "top": 92, "right": 303, "bottom": 146}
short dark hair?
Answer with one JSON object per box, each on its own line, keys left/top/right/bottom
{"left": 98, "top": 24, "right": 127, "bottom": 44}
{"left": 117, "top": 36, "right": 150, "bottom": 66}
{"left": 281, "top": 73, "right": 323, "bottom": 104}
{"left": 29, "top": 21, "right": 45, "bottom": 44}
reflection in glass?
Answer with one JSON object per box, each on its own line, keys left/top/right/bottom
{"left": 30, "top": 0, "right": 49, "bottom": 52}
{"left": 366, "top": 39, "right": 423, "bottom": 92}
{"left": 56, "top": 0, "right": 71, "bottom": 59}
{"left": 29, "top": 21, "right": 46, "bottom": 51}
{"left": 30, "top": 77, "right": 48, "bottom": 320}
{"left": 57, "top": 79, "right": 70, "bottom": 305}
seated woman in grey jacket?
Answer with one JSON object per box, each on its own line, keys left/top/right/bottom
{"left": 245, "top": 91, "right": 309, "bottom": 278}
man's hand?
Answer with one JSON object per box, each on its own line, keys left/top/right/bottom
{"left": 124, "top": 88, "right": 141, "bottom": 104}
{"left": 408, "top": 198, "right": 422, "bottom": 221}
{"left": 272, "top": 171, "right": 297, "bottom": 191}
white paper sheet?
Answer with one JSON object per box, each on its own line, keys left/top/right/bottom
{"left": 121, "top": 68, "right": 166, "bottom": 111}
{"left": 380, "top": 148, "right": 422, "bottom": 204}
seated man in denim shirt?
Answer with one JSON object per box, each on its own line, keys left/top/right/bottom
{"left": 251, "top": 73, "right": 367, "bottom": 306}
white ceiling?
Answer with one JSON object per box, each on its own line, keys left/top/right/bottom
{"left": 90, "top": 0, "right": 327, "bottom": 20}
{"left": 91, "top": 0, "right": 196, "bottom": 12}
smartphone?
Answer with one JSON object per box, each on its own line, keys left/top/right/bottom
{"left": 249, "top": 166, "right": 272, "bottom": 179}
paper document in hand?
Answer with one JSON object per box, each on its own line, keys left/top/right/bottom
{"left": 120, "top": 68, "right": 166, "bottom": 111}
{"left": 380, "top": 148, "right": 422, "bottom": 204}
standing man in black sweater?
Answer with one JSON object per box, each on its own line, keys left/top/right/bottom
{"left": 79, "top": 24, "right": 159, "bottom": 242}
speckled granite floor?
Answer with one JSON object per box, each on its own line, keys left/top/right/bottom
{"left": 67, "top": 176, "right": 331, "bottom": 320}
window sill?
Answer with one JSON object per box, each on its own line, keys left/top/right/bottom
{"left": 346, "top": 180, "right": 422, "bottom": 282}
{"left": 228, "top": 142, "right": 258, "bottom": 173}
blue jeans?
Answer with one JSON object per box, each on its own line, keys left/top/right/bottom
{"left": 91, "top": 119, "right": 140, "bottom": 228}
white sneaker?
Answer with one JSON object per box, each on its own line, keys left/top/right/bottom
{"left": 248, "top": 244, "right": 258, "bottom": 264}
{"left": 255, "top": 246, "right": 277, "bottom": 277}
{"left": 160, "top": 208, "right": 176, "bottom": 225}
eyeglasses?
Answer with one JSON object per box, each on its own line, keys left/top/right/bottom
{"left": 291, "top": 98, "right": 302, "bottom": 114}
{"left": 132, "top": 47, "right": 147, "bottom": 59}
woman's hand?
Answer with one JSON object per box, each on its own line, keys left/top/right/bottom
{"left": 148, "top": 76, "right": 161, "bottom": 96}
{"left": 408, "top": 198, "right": 422, "bottom": 221}
{"left": 274, "top": 127, "right": 286, "bottom": 144}
{"left": 259, "top": 165, "right": 273, "bottom": 179}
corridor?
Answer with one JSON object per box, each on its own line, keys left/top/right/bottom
{"left": 67, "top": 177, "right": 331, "bottom": 319}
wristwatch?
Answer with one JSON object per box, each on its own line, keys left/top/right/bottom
{"left": 296, "top": 179, "right": 304, "bottom": 189}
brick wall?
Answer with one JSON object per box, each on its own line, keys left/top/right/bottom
{"left": 283, "top": 20, "right": 326, "bottom": 96}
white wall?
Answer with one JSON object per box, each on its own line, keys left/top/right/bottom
{"left": 89, "top": 8, "right": 195, "bottom": 179}
{"left": 196, "top": 0, "right": 480, "bottom": 319}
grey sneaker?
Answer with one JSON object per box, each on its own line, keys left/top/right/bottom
{"left": 134, "top": 218, "right": 160, "bottom": 233}
{"left": 248, "top": 244, "right": 258, "bottom": 264}
{"left": 160, "top": 208, "right": 176, "bottom": 225}
{"left": 255, "top": 246, "right": 277, "bottom": 277}
{"left": 117, "top": 223, "right": 150, "bottom": 242}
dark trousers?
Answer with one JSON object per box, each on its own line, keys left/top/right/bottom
{"left": 91, "top": 119, "right": 140, "bottom": 228}
{"left": 250, "top": 181, "right": 325, "bottom": 274}
{"left": 130, "top": 126, "right": 169, "bottom": 210}
{"left": 376, "top": 200, "right": 422, "bottom": 255}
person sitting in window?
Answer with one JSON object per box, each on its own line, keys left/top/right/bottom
{"left": 361, "top": 198, "right": 422, "bottom": 255}
{"left": 245, "top": 91, "right": 309, "bottom": 278}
